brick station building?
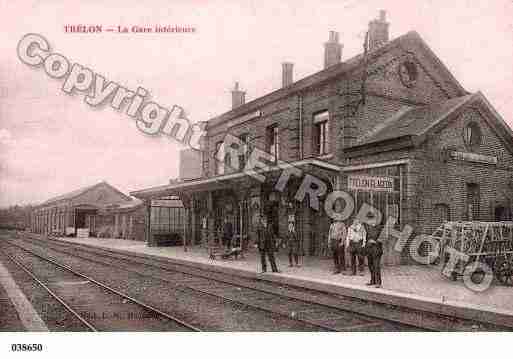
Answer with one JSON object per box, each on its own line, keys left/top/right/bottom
{"left": 131, "top": 11, "right": 513, "bottom": 265}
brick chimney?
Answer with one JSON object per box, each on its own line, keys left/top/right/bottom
{"left": 324, "top": 31, "right": 342, "bottom": 69}
{"left": 368, "top": 10, "right": 389, "bottom": 51}
{"left": 282, "top": 62, "right": 294, "bottom": 87}
{"left": 231, "top": 82, "right": 245, "bottom": 109}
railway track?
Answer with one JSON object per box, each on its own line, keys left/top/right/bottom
{"left": 2, "top": 238, "right": 342, "bottom": 331}
{"left": 4, "top": 235, "right": 431, "bottom": 331}
{"left": 7, "top": 233, "right": 507, "bottom": 331}
{"left": 0, "top": 244, "right": 200, "bottom": 332}
{"left": 3, "top": 238, "right": 401, "bottom": 331}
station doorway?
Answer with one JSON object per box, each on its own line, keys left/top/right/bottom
{"left": 495, "top": 206, "right": 512, "bottom": 221}
{"left": 74, "top": 207, "right": 98, "bottom": 232}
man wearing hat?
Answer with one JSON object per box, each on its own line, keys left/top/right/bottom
{"left": 346, "top": 218, "right": 367, "bottom": 275}
{"left": 286, "top": 220, "right": 301, "bottom": 267}
{"left": 256, "top": 214, "right": 279, "bottom": 273}
{"left": 286, "top": 202, "right": 301, "bottom": 267}
{"left": 365, "top": 224, "right": 384, "bottom": 288}
{"left": 222, "top": 215, "right": 234, "bottom": 251}
{"left": 328, "top": 217, "right": 347, "bottom": 274}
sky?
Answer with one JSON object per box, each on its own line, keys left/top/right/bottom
{"left": 0, "top": 0, "right": 512, "bottom": 207}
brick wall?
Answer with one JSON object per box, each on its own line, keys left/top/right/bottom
{"left": 341, "top": 42, "right": 455, "bottom": 149}
{"left": 201, "top": 38, "right": 462, "bottom": 173}
{"left": 411, "top": 105, "right": 513, "bottom": 236}
{"left": 205, "top": 94, "right": 300, "bottom": 175}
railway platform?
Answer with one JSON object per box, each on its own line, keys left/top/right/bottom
{"left": 52, "top": 235, "right": 513, "bottom": 328}
{"left": 0, "top": 279, "right": 26, "bottom": 331}
{"left": 0, "top": 252, "right": 48, "bottom": 331}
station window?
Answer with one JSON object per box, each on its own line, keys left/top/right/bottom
{"left": 215, "top": 141, "right": 225, "bottom": 175}
{"left": 225, "top": 152, "right": 232, "bottom": 172}
{"left": 313, "top": 111, "right": 329, "bottom": 155}
{"left": 434, "top": 203, "right": 450, "bottom": 226}
{"left": 151, "top": 206, "right": 185, "bottom": 234}
{"left": 238, "top": 133, "right": 249, "bottom": 171}
{"left": 466, "top": 183, "right": 480, "bottom": 221}
{"left": 267, "top": 125, "right": 279, "bottom": 162}
{"left": 463, "top": 122, "right": 482, "bottom": 149}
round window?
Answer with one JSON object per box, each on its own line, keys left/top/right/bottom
{"left": 463, "top": 122, "right": 482, "bottom": 148}
{"left": 398, "top": 61, "right": 418, "bottom": 88}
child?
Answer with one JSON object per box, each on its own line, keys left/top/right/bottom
{"left": 286, "top": 221, "right": 300, "bottom": 267}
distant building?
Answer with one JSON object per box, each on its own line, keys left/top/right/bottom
{"left": 30, "top": 181, "right": 145, "bottom": 240}
{"left": 30, "top": 181, "right": 187, "bottom": 244}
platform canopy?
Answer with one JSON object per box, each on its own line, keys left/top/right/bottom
{"left": 130, "top": 158, "right": 341, "bottom": 201}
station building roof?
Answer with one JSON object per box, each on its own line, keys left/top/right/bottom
{"left": 36, "top": 181, "right": 132, "bottom": 209}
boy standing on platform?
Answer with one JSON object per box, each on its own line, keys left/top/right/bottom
{"left": 286, "top": 221, "right": 301, "bottom": 267}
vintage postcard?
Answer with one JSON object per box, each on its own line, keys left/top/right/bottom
{"left": 0, "top": 0, "right": 512, "bottom": 356}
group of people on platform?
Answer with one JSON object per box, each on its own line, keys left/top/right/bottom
{"left": 328, "top": 217, "right": 384, "bottom": 288}
{"left": 233, "top": 212, "right": 384, "bottom": 288}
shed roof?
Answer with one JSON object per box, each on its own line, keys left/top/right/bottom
{"left": 40, "top": 181, "right": 131, "bottom": 207}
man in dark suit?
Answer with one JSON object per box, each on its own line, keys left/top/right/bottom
{"left": 256, "top": 215, "right": 279, "bottom": 273}
{"left": 365, "top": 225, "right": 384, "bottom": 288}
{"left": 222, "top": 216, "right": 234, "bottom": 250}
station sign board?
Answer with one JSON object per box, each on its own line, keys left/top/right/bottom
{"left": 449, "top": 151, "right": 497, "bottom": 165}
{"left": 151, "top": 199, "right": 183, "bottom": 207}
{"left": 348, "top": 175, "right": 394, "bottom": 192}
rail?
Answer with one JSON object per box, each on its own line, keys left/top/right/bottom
{"left": 2, "top": 241, "right": 201, "bottom": 332}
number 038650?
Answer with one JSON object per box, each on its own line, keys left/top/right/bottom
{"left": 11, "top": 344, "right": 43, "bottom": 352}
